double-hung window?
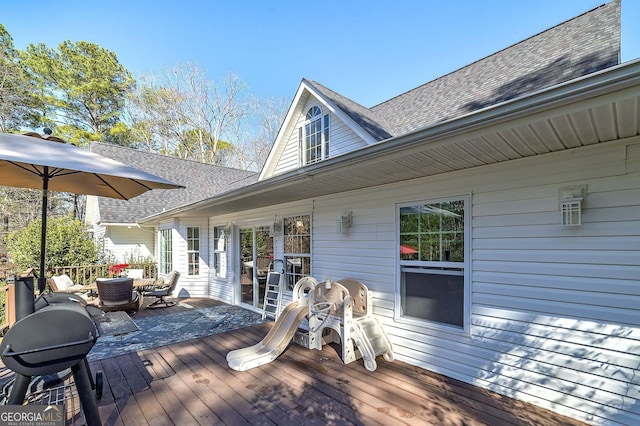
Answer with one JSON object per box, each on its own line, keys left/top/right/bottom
{"left": 283, "top": 214, "right": 311, "bottom": 291}
{"left": 159, "top": 228, "right": 173, "bottom": 275}
{"left": 213, "top": 226, "right": 227, "bottom": 279}
{"left": 397, "top": 197, "right": 469, "bottom": 330}
{"left": 187, "top": 226, "right": 200, "bottom": 276}
{"left": 299, "top": 106, "right": 329, "bottom": 165}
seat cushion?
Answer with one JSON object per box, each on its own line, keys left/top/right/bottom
{"left": 100, "top": 291, "right": 138, "bottom": 306}
{"left": 52, "top": 274, "right": 74, "bottom": 290}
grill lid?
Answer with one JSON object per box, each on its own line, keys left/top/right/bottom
{"left": 1, "top": 303, "right": 97, "bottom": 376}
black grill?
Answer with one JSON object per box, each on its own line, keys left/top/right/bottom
{"left": 1, "top": 276, "right": 103, "bottom": 425}
{"left": 1, "top": 303, "right": 96, "bottom": 377}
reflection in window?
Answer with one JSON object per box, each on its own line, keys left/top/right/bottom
{"left": 398, "top": 198, "right": 467, "bottom": 328}
{"left": 159, "top": 228, "right": 172, "bottom": 275}
{"left": 399, "top": 201, "right": 464, "bottom": 262}
{"left": 187, "top": 227, "right": 200, "bottom": 276}
{"left": 300, "top": 106, "right": 329, "bottom": 165}
{"left": 283, "top": 214, "right": 311, "bottom": 290}
{"left": 213, "top": 226, "right": 227, "bottom": 279}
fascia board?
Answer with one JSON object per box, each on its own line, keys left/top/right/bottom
{"left": 303, "top": 83, "right": 378, "bottom": 146}
{"left": 258, "top": 82, "right": 308, "bottom": 181}
{"left": 142, "top": 59, "right": 640, "bottom": 224}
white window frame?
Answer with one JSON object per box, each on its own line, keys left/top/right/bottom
{"left": 187, "top": 226, "right": 200, "bottom": 276}
{"left": 158, "top": 228, "right": 173, "bottom": 275}
{"left": 283, "top": 213, "right": 312, "bottom": 292}
{"left": 395, "top": 195, "right": 471, "bottom": 334}
{"left": 299, "top": 105, "right": 329, "bottom": 165}
{"left": 213, "top": 225, "right": 227, "bottom": 280}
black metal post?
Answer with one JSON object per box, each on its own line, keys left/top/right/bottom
{"left": 6, "top": 374, "right": 31, "bottom": 405}
{"left": 71, "top": 358, "right": 102, "bottom": 426}
{"left": 38, "top": 170, "right": 49, "bottom": 294}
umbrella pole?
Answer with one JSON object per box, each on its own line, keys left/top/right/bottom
{"left": 38, "top": 170, "right": 49, "bottom": 294}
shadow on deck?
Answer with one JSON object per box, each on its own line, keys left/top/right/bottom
{"left": 1, "top": 298, "right": 586, "bottom": 425}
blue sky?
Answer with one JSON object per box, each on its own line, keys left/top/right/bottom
{"left": 3, "top": 0, "right": 639, "bottom": 107}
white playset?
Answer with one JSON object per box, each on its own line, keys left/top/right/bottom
{"left": 227, "top": 276, "right": 394, "bottom": 372}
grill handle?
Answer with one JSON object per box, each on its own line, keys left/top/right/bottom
{"left": 2, "top": 333, "right": 95, "bottom": 357}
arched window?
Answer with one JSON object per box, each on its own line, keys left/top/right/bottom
{"left": 299, "top": 106, "right": 329, "bottom": 165}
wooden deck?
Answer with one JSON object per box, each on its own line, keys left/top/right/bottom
{"left": 5, "top": 298, "right": 587, "bottom": 425}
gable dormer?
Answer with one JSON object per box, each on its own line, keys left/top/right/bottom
{"left": 259, "top": 79, "right": 393, "bottom": 180}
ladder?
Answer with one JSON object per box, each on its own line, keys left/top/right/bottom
{"left": 262, "top": 260, "right": 283, "bottom": 320}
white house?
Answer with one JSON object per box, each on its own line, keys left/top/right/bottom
{"left": 136, "top": 1, "right": 640, "bottom": 424}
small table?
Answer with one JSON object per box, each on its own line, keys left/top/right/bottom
{"left": 133, "top": 278, "right": 157, "bottom": 290}
{"left": 84, "top": 278, "right": 157, "bottom": 292}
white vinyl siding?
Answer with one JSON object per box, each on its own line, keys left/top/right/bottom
{"left": 103, "top": 226, "right": 154, "bottom": 263}
{"left": 206, "top": 136, "right": 640, "bottom": 424}
{"left": 327, "top": 111, "right": 367, "bottom": 156}
{"left": 390, "top": 139, "right": 639, "bottom": 424}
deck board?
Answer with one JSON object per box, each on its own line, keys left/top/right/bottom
{"left": 1, "top": 298, "right": 587, "bottom": 425}
{"left": 219, "top": 328, "right": 395, "bottom": 426}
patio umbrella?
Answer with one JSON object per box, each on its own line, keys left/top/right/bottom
{"left": 0, "top": 131, "right": 185, "bottom": 292}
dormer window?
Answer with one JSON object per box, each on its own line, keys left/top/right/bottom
{"left": 299, "top": 106, "right": 329, "bottom": 165}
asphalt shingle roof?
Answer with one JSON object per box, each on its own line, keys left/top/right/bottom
{"left": 95, "top": 2, "right": 621, "bottom": 224}
{"left": 303, "top": 79, "right": 395, "bottom": 142}
{"left": 317, "top": 1, "right": 620, "bottom": 139}
{"left": 90, "top": 143, "right": 257, "bottom": 223}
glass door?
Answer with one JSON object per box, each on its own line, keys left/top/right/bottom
{"left": 239, "top": 225, "right": 273, "bottom": 308}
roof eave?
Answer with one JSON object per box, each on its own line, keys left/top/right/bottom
{"left": 141, "top": 59, "right": 640, "bottom": 223}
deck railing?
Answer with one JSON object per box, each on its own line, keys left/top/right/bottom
{"left": 52, "top": 263, "right": 157, "bottom": 285}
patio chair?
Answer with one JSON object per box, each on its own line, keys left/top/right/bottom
{"left": 48, "top": 274, "right": 92, "bottom": 299}
{"left": 95, "top": 277, "right": 143, "bottom": 314}
{"left": 142, "top": 271, "right": 180, "bottom": 308}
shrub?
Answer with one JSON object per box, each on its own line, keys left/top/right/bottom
{"left": 5, "top": 216, "right": 99, "bottom": 275}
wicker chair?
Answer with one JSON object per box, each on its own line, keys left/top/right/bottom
{"left": 96, "top": 277, "right": 143, "bottom": 314}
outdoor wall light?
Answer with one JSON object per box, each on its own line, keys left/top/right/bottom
{"left": 559, "top": 185, "right": 586, "bottom": 226}
{"left": 271, "top": 221, "right": 282, "bottom": 237}
{"left": 337, "top": 211, "right": 353, "bottom": 234}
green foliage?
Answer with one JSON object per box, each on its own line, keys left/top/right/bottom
{"left": 176, "top": 128, "right": 234, "bottom": 163}
{"left": 5, "top": 216, "right": 98, "bottom": 274}
{"left": 53, "top": 124, "right": 102, "bottom": 147}
{"left": 19, "top": 40, "right": 135, "bottom": 144}
{"left": 105, "top": 121, "right": 139, "bottom": 147}
{"left": 0, "top": 24, "right": 37, "bottom": 132}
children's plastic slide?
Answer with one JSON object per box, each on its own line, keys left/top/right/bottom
{"left": 226, "top": 300, "right": 308, "bottom": 371}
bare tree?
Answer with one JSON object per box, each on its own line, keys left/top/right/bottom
{"left": 227, "top": 95, "right": 290, "bottom": 172}
{"left": 127, "top": 63, "right": 250, "bottom": 164}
